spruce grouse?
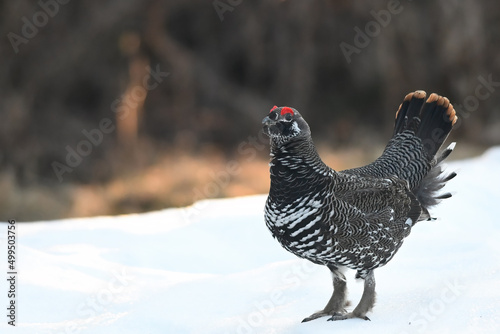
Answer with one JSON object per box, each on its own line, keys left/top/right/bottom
{"left": 263, "top": 91, "right": 457, "bottom": 321}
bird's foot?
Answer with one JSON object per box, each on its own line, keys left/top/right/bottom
{"left": 302, "top": 309, "right": 347, "bottom": 323}
{"left": 327, "top": 312, "right": 370, "bottom": 321}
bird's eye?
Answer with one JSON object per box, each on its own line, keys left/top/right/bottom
{"left": 284, "top": 113, "right": 293, "bottom": 121}
{"left": 269, "top": 112, "right": 279, "bottom": 121}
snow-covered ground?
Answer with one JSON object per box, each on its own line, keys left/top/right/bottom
{"left": 1, "top": 147, "right": 500, "bottom": 334}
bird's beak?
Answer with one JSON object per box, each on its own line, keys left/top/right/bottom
{"left": 262, "top": 115, "right": 275, "bottom": 136}
{"left": 262, "top": 115, "right": 273, "bottom": 125}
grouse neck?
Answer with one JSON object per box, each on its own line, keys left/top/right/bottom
{"left": 269, "top": 137, "right": 332, "bottom": 177}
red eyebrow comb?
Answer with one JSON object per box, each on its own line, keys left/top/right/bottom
{"left": 280, "top": 107, "right": 294, "bottom": 116}
{"left": 270, "top": 106, "right": 278, "bottom": 113}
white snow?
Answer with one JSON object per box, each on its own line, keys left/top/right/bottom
{"left": 1, "top": 147, "right": 500, "bottom": 334}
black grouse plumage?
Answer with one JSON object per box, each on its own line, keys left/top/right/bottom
{"left": 263, "top": 91, "right": 457, "bottom": 321}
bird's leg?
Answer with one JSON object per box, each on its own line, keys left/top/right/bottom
{"left": 302, "top": 268, "right": 349, "bottom": 322}
{"left": 328, "top": 271, "right": 375, "bottom": 321}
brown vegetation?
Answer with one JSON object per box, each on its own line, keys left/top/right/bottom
{"left": 0, "top": 0, "right": 498, "bottom": 220}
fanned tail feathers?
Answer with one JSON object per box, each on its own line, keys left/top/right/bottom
{"left": 394, "top": 90, "right": 458, "bottom": 216}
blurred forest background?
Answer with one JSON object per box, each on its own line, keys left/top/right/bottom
{"left": 1, "top": 0, "right": 499, "bottom": 221}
